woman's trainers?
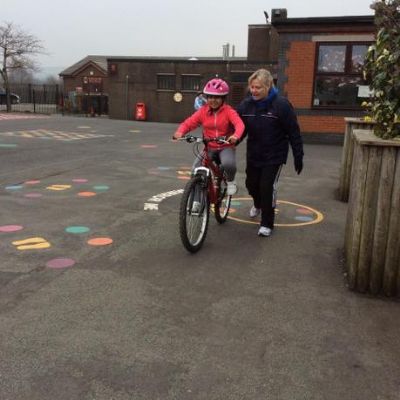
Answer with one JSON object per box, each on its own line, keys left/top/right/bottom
{"left": 249, "top": 206, "right": 260, "bottom": 218}
{"left": 227, "top": 181, "right": 237, "bottom": 195}
{"left": 258, "top": 226, "right": 272, "bottom": 237}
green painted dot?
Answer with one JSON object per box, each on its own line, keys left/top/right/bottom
{"left": 65, "top": 226, "right": 90, "bottom": 234}
{"left": 93, "top": 185, "right": 109, "bottom": 191}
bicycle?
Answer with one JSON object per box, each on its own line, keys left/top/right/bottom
{"left": 177, "top": 135, "right": 233, "bottom": 253}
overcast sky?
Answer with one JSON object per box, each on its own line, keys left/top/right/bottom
{"left": 3, "top": 0, "right": 374, "bottom": 70}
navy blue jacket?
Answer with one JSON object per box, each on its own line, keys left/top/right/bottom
{"left": 237, "top": 93, "right": 303, "bottom": 167}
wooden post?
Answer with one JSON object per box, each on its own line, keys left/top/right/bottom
{"left": 344, "top": 129, "right": 400, "bottom": 297}
{"left": 338, "top": 118, "right": 374, "bottom": 202}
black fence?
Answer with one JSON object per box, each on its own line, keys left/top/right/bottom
{"left": 0, "top": 83, "right": 61, "bottom": 114}
{"left": 0, "top": 83, "right": 109, "bottom": 116}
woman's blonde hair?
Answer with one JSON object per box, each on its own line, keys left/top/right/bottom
{"left": 248, "top": 69, "right": 274, "bottom": 89}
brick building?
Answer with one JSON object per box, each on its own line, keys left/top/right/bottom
{"left": 60, "top": 56, "right": 109, "bottom": 115}
{"left": 106, "top": 57, "right": 275, "bottom": 123}
{"left": 59, "top": 9, "right": 375, "bottom": 140}
{"left": 271, "top": 10, "right": 374, "bottom": 141}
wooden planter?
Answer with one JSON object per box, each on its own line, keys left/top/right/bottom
{"left": 345, "top": 129, "right": 400, "bottom": 296}
{"left": 338, "top": 118, "right": 374, "bottom": 202}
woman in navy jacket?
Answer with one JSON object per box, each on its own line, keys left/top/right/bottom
{"left": 237, "top": 69, "right": 304, "bottom": 237}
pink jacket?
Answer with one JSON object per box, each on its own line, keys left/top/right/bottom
{"left": 176, "top": 104, "right": 245, "bottom": 150}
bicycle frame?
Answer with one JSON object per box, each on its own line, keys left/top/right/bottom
{"left": 193, "top": 149, "right": 225, "bottom": 205}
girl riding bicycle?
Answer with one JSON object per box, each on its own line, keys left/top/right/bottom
{"left": 173, "top": 78, "right": 245, "bottom": 195}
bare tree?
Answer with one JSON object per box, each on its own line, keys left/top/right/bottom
{"left": 0, "top": 21, "right": 44, "bottom": 112}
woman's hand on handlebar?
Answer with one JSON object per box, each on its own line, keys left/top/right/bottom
{"left": 227, "top": 135, "right": 238, "bottom": 145}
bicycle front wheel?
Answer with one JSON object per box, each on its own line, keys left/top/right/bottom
{"left": 179, "top": 176, "right": 210, "bottom": 253}
{"left": 214, "top": 176, "right": 232, "bottom": 223}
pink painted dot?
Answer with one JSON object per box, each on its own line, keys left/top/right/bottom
{"left": 297, "top": 208, "right": 313, "bottom": 215}
{"left": 25, "top": 180, "right": 40, "bottom": 185}
{"left": 141, "top": 144, "right": 157, "bottom": 148}
{"left": 178, "top": 176, "right": 190, "bottom": 180}
{"left": 72, "top": 178, "right": 88, "bottom": 183}
{"left": 24, "top": 192, "right": 43, "bottom": 198}
{"left": 46, "top": 258, "right": 76, "bottom": 269}
{"left": 0, "top": 225, "right": 23, "bottom": 232}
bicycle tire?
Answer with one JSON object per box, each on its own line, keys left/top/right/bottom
{"left": 179, "top": 175, "right": 210, "bottom": 253}
{"left": 214, "top": 176, "right": 232, "bottom": 223}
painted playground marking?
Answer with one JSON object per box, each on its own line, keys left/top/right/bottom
{"left": 143, "top": 191, "right": 324, "bottom": 227}
{"left": 0, "top": 129, "right": 114, "bottom": 141}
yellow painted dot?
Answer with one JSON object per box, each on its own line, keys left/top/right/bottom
{"left": 46, "top": 185, "right": 71, "bottom": 191}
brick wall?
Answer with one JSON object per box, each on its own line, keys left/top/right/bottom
{"left": 298, "top": 115, "right": 346, "bottom": 134}
{"left": 284, "top": 41, "right": 354, "bottom": 135}
{"left": 284, "top": 42, "right": 315, "bottom": 109}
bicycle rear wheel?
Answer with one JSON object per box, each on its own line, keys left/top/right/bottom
{"left": 179, "top": 175, "right": 210, "bottom": 253}
{"left": 214, "top": 176, "right": 232, "bottom": 223}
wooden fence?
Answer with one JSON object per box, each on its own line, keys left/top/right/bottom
{"left": 338, "top": 118, "right": 374, "bottom": 202}
{"left": 344, "top": 129, "right": 400, "bottom": 296}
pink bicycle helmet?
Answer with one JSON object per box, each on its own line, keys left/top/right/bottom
{"left": 203, "top": 78, "right": 229, "bottom": 96}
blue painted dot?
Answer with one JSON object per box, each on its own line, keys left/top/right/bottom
{"left": 92, "top": 185, "right": 109, "bottom": 191}
{"left": 5, "top": 185, "right": 23, "bottom": 190}
{"left": 65, "top": 226, "right": 90, "bottom": 234}
{"left": 295, "top": 216, "right": 314, "bottom": 222}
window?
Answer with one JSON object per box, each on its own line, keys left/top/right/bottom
{"left": 157, "top": 74, "right": 176, "bottom": 90}
{"left": 181, "top": 75, "right": 201, "bottom": 91}
{"left": 313, "top": 42, "right": 370, "bottom": 108}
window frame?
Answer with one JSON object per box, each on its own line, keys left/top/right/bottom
{"left": 312, "top": 41, "right": 371, "bottom": 110}
{"left": 181, "top": 74, "right": 202, "bottom": 92}
{"left": 157, "top": 73, "right": 176, "bottom": 91}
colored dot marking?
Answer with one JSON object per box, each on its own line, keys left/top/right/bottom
{"left": 25, "top": 180, "right": 40, "bottom": 185}
{"left": 78, "top": 191, "right": 97, "bottom": 197}
{"left": 157, "top": 167, "right": 171, "bottom": 171}
{"left": 65, "top": 226, "right": 90, "bottom": 234}
{"left": 231, "top": 201, "right": 242, "bottom": 206}
{"left": 92, "top": 185, "right": 109, "bottom": 191}
{"left": 295, "top": 216, "right": 314, "bottom": 222}
{"left": 72, "top": 178, "right": 88, "bottom": 183}
{"left": 297, "top": 208, "right": 314, "bottom": 215}
{"left": 46, "top": 185, "right": 71, "bottom": 191}
{"left": 178, "top": 176, "right": 190, "bottom": 180}
{"left": 129, "top": 130, "right": 141, "bottom": 133}
{"left": 46, "top": 258, "right": 76, "bottom": 269}
{"left": 0, "top": 225, "right": 23, "bottom": 232}
{"left": 0, "top": 143, "right": 17, "bottom": 148}
{"left": 5, "top": 185, "right": 23, "bottom": 190}
{"left": 12, "top": 237, "right": 51, "bottom": 250}
{"left": 77, "top": 126, "right": 91, "bottom": 129}
{"left": 87, "top": 237, "right": 113, "bottom": 246}
{"left": 141, "top": 144, "right": 157, "bottom": 148}
{"left": 24, "top": 193, "right": 43, "bottom": 198}
{"left": 227, "top": 197, "right": 324, "bottom": 227}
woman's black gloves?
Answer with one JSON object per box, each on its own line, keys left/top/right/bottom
{"left": 294, "top": 156, "right": 303, "bottom": 175}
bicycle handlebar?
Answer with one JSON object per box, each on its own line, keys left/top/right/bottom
{"left": 177, "top": 135, "right": 229, "bottom": 145}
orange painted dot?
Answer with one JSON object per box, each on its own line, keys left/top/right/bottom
{"left": 87, "top": 237, "right": 113, "bottom": 246}
{"left": 78, "top": 191, "right": 97, "bottom": 197}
